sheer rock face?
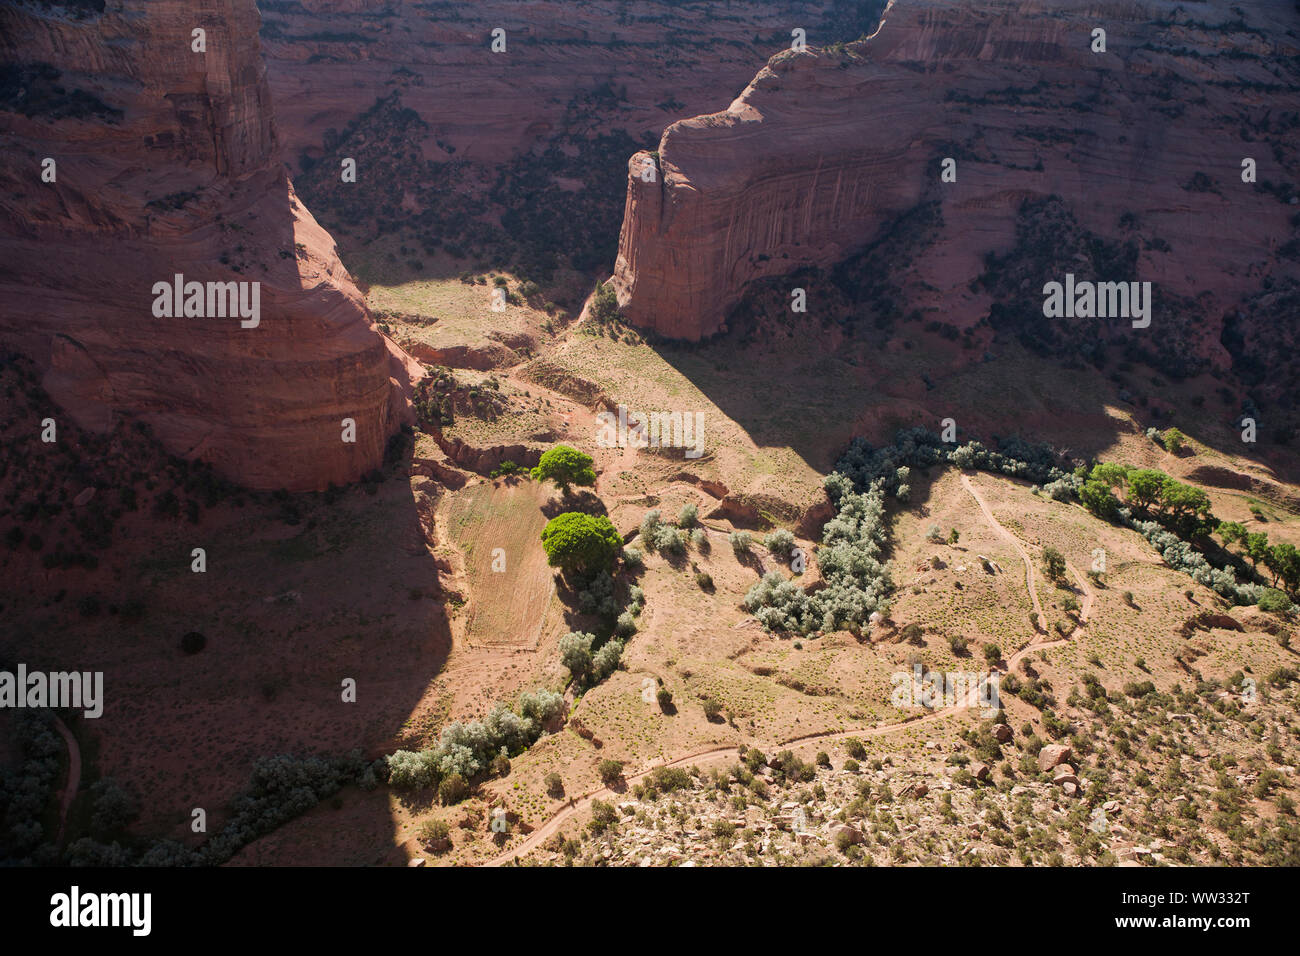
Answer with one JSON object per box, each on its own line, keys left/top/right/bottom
{"left": 0, "top": 0, "right": 416, "bottom": 491}
{"left": 611, "top": 0, "right": 1300, "bottom": 342}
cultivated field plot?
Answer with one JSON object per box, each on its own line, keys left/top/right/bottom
{"left": 439, "top": 478, "right": 558, "bottom": 648}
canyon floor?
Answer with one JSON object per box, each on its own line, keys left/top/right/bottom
{"left": 9, "top": 252, "right": 1291, "bottom": 867}
{"left": 2, "top": 0, "right": 1297, "bottom": 872}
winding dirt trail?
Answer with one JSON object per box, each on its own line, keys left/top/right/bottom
{"left": 52, "top": 715, "right": 80, "bottom": 846}
{"left": 485, "top": 471, "right": 1094, "bottom": 866}
{"left": 960, "top": 473, "right": 1044, "bottom": 625}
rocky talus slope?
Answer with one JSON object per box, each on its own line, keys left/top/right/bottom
{"left": 0, "top": 0, "right": 417, "bottom": 491}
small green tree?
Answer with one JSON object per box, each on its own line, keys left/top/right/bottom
{"left": 1079, "top": 480, "right": 1120, "bottom": 520}
{"left": 531, "top": 445, "right": 596, "bottom": 495}
{"left": 1126, "top": 469, "right": 1166, "bottom": 513}
{"left": 1162, "top": 427, "right": 1187, "bottom": 454}
{"left": 541, "top": 512, "right": 622, "bottom": 576}
{"left": 439, "top": 773, "right": 470, "bottom": 805}
{"left": 1265, "top": 542, "right": 1300, "bottom": 592}
{"left": 1217, "top": 521, "right": 1247, "bottom": 547}
{"left": 417, "top": 818, "right": 450, "bottom": 851}
{"left": 589, "top": 799, "right": 617, "bottom": 834}
{"left": 1042, "top": 546, "right": 1067, "bottom": 582}
{"left": 1245, "top": 532, "right": 1271, "bottom": 571}
{"left": 590, "top": 281, "right": 621, "bottom": 324}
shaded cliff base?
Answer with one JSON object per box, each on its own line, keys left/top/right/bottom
{"left": 711, "top": 191, "right": 1300, "bottom": 468}
{"left": 0, "top": 351, "right": 490, "bottom": 864}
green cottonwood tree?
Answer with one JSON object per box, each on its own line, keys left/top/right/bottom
{"left": 540, "top": 512, "right": 622, "bottom": 576}
{"left": 531, "top": 445, "right": 596, "bottom": 494}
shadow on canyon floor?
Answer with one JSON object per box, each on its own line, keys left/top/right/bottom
{"left": 648, "top": 317, "right": 1300, "bottom": 494}
{"left": 0, "top": 452, "right": 455, "bottom": 865}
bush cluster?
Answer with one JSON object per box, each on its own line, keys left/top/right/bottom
{"left": 744, "top": 473, "right": 892, "bottom": 635}
{"left": 386, "top": 689, "right": 566, "bottom": 798}
{"left": 559, "top": 631, "right": 624, "bottom": 688}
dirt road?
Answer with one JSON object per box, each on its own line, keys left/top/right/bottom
{"left": 52, "top": 715, "right": 80, "bottom": 846}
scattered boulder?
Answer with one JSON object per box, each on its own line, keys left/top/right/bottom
{"left": 992, "top": 724, "right": 1013, "bottom": 743}
{"left": 828, "top": 823, "right": 864, "bottom": 846}
{"left": 1053, "top": 765, "right": 1080, "bottom": 787}
{"left": 1037, "top": 744, "right": 1072, "bottom": 773}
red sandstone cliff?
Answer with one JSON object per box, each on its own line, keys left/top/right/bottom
{"left": 0, "top": 0, "right": 418, "bottom": 491}
{"left": 259, "top": 1, "right": 882, "bottom": 173}
{"left": 611, "top": 0, "right": 1300, "bottom": 343}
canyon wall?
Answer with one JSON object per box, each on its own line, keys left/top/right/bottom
{"left": 255, "top": 1, "right": 889, "bottom": 287}
{"left": 611, "top": 0, "right": 1300, "bottom": 343}
{"left": 260, "top": 1, "right": 885, "bottom": 172}
{"left": 0, "top": 0, "right": 416, "bottom": 491}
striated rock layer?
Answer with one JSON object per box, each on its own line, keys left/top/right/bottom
{"left": 0, "top": 0, "right": 417, "bottom": 491}
{"left": 612, "top": 0, "right": 1300, "bottom": 342}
